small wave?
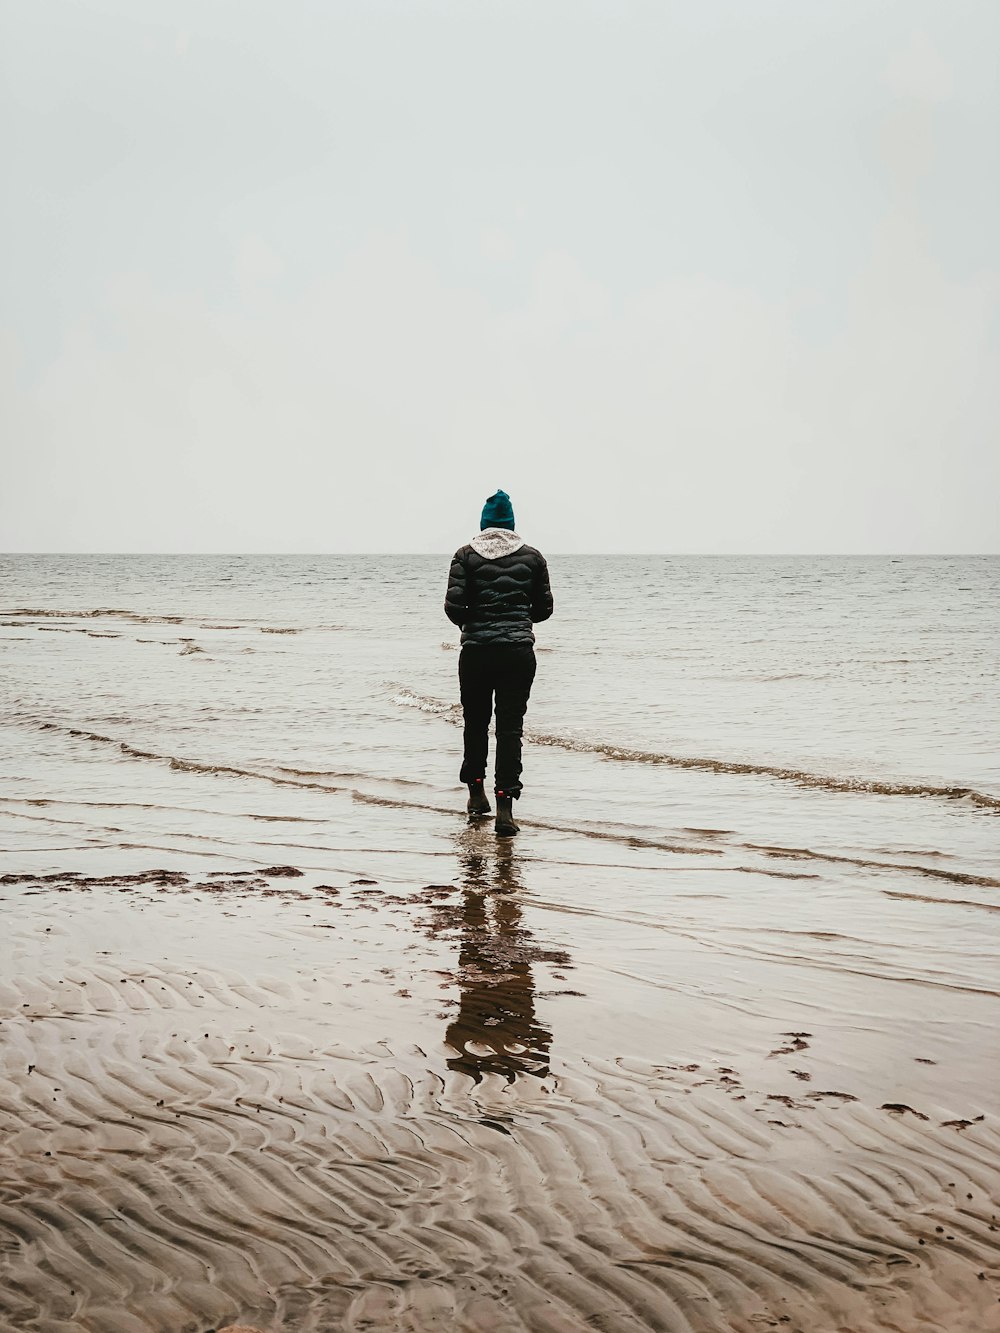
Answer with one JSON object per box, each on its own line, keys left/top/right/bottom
{"left": 884, "top": 890, "right": 1000, "bottom": 913}
{"left": 3, "top": 607, "right": 186, "bottom": 624}
{"left": 2, "top": 608, "right": 316, "bottom": 635}
{"left": 389, "top": 688, "right": 1000, "bottom": 812}
{"left": 760, "top": 672, "right": 826, "bottom": 682}
{"left": 269, "top": 763, "right": 427, "bottom": 787}
{"left": 390, "top": 688, "right": 462, "bottom": 719}
{"left": 50, "top": 725, "right": 344, "bottom": 794}
{"left": 531, "top": 733, "right": 1000, "bottom": 810}
{"left": 745, "top": 842, "right": 1000, "bottom": 889}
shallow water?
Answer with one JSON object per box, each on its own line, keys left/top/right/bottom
{"left": 2, "top": 553, "right": 999, "bottom": 1078}
{"left": 1, "top": 554, "right": 999, "bottom": 1332}
{"left": 2, "top": 553, "right": 998, "bottom": 876}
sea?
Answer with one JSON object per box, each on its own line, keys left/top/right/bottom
{"left": 1, "top": 553, "right": 997, "bottom": 877}
{"left": 3, "top": 549, "right": 999, "bottom": 1025}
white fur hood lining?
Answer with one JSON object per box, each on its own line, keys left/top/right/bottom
{"left": 469, "top": 529, "right": 525, "bottom": 559}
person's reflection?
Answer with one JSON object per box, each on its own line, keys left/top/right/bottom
{"left": 444, "top": 836, "right": 555, "bottom": 1083}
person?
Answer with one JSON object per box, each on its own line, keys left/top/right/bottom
{"left": 445, "top": 490, "right": 553, "bottom": 836}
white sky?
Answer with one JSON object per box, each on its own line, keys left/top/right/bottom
{"left": 1, "top": 0, "right": 998, "bottom": 553}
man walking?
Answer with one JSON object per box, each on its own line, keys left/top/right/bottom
{"left": 445, "top": 490, "right": 553, "bottom": 836}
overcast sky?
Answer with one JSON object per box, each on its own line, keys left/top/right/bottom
{"left": 2, "top": 0, "right": 997, "bottom": 553}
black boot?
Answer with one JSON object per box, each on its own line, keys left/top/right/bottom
{"left": 495, "top": 790, "right": 519, "bottom": 836}
{"left": 466, "top": 779, "right": 491, "bottom": 818}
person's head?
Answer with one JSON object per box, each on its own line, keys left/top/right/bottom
{"left": 480, "top": 489, "right": 515, "bottom": 531}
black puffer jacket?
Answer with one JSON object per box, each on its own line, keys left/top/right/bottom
{"left": 445, "top": 530, "right": 554, "bottom": 646}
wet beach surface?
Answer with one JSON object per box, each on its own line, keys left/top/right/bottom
{"left": 1, "top": 556, "right": 999, "bottom": 1331}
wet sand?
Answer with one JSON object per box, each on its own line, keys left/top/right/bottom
{"left": 2, "top": 837, "right": 999, "bottom": 1333}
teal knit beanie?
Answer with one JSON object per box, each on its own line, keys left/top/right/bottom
{"left": 480, "top": 489, "right": 515, "bottom": 531}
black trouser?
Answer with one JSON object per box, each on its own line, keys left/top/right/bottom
{"left": 458, "top": 644, "right": 536, "bottom": 799}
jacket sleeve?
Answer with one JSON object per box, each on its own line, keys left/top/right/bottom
{"left": 444, "top": 549, "right": 468, "bottom": 627}
{"left": 530, "top": 554, "right": 554, "bottom": 623}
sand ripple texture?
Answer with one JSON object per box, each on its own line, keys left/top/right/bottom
{"left": 1, "top": 874, "right": 998, "bottom": 1333}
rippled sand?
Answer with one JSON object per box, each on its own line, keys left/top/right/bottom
{"left": 2, "top": 841, "right": 998, "bottom": 1333}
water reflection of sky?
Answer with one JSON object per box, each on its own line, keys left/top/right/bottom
{"left": 444, "top": 835, "right": 557, "bottom": 1084}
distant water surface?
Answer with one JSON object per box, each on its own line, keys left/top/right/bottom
{"left": 1, "top": 554, "right": 997, "bottom": 881}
